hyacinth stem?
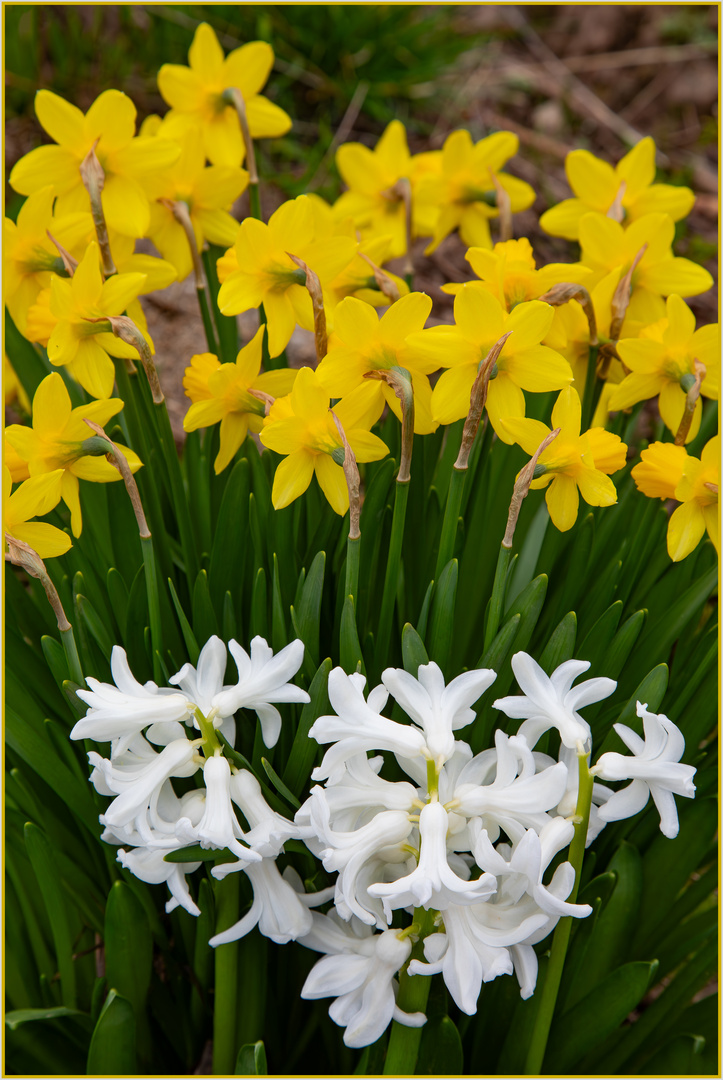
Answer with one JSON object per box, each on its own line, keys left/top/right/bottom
{"left": 580, "top": 344, "right": 600, "bottom": 431}
{"left": 435, "top": 467, "right": 466, "bottom": 580}
{"left": 140, "top": 535, "right": 163, "bottom": 684}
{"left": 383, "top": 908, "right": 436, "bottom": 1075}
{"left": 484, "top": 543, "right": 512, "bottom": 653}
{"left": 375, "top": 479, "right": 410, "bottom": 675}
{"left": 212, "top": 874, "right": 240, "bottom": 1076}
{"left": 524, "top": 750, "right": 594, "bottom": 1075}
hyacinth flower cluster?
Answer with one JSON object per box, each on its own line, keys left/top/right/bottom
{"left": 72, "top": 634, "right": 696, "bottom": 1050}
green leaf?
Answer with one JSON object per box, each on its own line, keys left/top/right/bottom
{"left": 104, "top": 881, "right": 153, "bottom": 1020}
{"left": 282, "top": 657, "right": 332, "bottom": 798}
{"left": 106, "top": 567, "right": 129, "bottom": 632}
{"left": 417, "top": 1015, "right": 463, "bottom": 1075}
{"left": 40, "top": 635, "right": 70, "bottom": 694}
{"left": 124, "top": 564, "right": 150, "bottom": 680}
{"left": 209, "top": 459, "right": 250, "bottom": 610}
{"left": 168, "top": 577, "right": 200, "bottom": 665}
{"left": 24, "top": 823, "right": 77, "bottom": 1009}
{"left": 577, "top": 600, "right": 622, "bottom": 669}
{"left": 415, "top": 579, "right": 434, "bottom": 641}
{"left": 193, "top": 569, "right": 219, "bottom": 645}
{"left": 603, "top": 608, "right": 646, "bottom": 680}
{"left": 632, "top": 566, "right": 716, "bottom": 678}
{"left": 340, "top": 595, "right": 365, "bottom": 674}
{"left": 505, "top": 497, "right": 549, "bottom": 605}
{"left": 427, "top": 558, "right": 457, "bottom": 671}
{"left": 639, "top": 1033, "right": 706, "bottom": 1076}
{"left": 539, "top": 611, "right": 577, "bottom": 673}
{"left": 402, "top": 623, "right": 429, "bottom": 676}
{"left": 271, "top": 554, "right": 287, "bottom": 652}
{"left": 236, "top": 1040, "right": 267, "bottom": 1074}
{"left": 475, "top": 612, "right": 520, "bottom": 671}
{"left": 5, "top": 1006, "right": 91, "bottom": 1032}
{"left": 163, "top": 845, "right": 237, "bottom": 864}
{"left": 250, "top": 567, "right": 268, "bottom": 640}
{"left": 595, "top": 664, "right": 669, "bottom": 752}
{"left": 86, "top": 990, "right": 137, "bottom": 1075}
{"left": 290, "top": 550, "right": 325, "bottom": 677}
{"left": 5, "top": 1008, "right": 91, "bottom": 1076}
{"left": 261, "top": 757, "right": 301, "bottom": 810}
{"left": 544, "top": 961, "right": 657, "bottom": 1072}
{"left": 76, "top": 593, "right": 114, "bottom": 658}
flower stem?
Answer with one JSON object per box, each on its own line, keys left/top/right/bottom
{"left": 483, "top": 543, "right": 512, "bottom": 653}
{"left": 581, "top": 344, "right": 600, "bottom": 431}
{"left": 375, "top": 478, "right": 410, "bottom": 675}
{"left": 212, "top": 874, "right": 240, "bottom": 1076}
{"left": 60, "top": 626, "right": 85, "bottom": 688}
{"left": 140, "top": 535, "right": 163, "bottom": 684}
{"left": 435, "top": 466, "right": 466, "bottom": 579}
{"left": 523, "top": 750, "right": 594, "bottom": 1075}
{"left": 383, "top": 908, "right": 436, "bottom": 1075}
{"left": 345, "top": 534, "right": 361, "bottom": 607}
{"left": 152, "top": 400, "right": 200, "bottom": 584}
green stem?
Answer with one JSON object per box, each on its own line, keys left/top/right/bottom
{"left": 197, "top": 280, "right": 221, "bottom": 357}
{"left": 435, "top": 466, "right": 467, "bottom": 579}
{"left": 152, "top": 400, "right": 200, "bottom": 583}
{"left": 580, "top": 344, "right": 600, "bottom": 431}
{"left": 212, "top": 874, "right": 240, "bottom": 1076}
{"left": 140, "top": 535, "right": 163, "bottom": 684}
{"left": 483, "top": 543, "right": 512, "bottom": 653}
{"left": 345, "top": 534, "right": 361, "bottom": 606}
{"left": 249, "top": 181, "right": 262, "bottom": 221}
{"left": 523, "top": 750, "right": 594, "bottom": 1075}
{"left": 383, "top": 909, "right": 436, "bottom": 1075}
{"left": 194, "top": 706, "right": 222, "bottom": 756}
{"left": 375, "top": 479, "right": 410, "bottom": 674}
{"left": 60, "top": 625, "right": 84, "bottom": 687}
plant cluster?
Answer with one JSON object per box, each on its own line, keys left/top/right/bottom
{"left": 4, "top": 20, "right": 718, "bottom": 1078}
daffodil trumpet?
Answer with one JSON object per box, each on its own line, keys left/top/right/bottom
{"left": 524, "top": 747, "right": 595, "bottom": 1076}
{"left": 79, "top": 142, "right": 116, "bottom": 276}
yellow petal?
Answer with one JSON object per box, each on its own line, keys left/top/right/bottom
{"left": 641, "top": 257, "right": 714, "bottom": 299}
{"left": 551, "top": 386, "right": 582, "bottom": 439}
{"left": 271, "top": 449, "right": 315, "bottom": 509}
{"left": 346, "top": 428, "right": 389, "bottom": 463}
{"left": 379, "top": 291, "right": 432, "bottom": 346}
{"left": 69, "top": 339, "right": 116, "bottom": 399}
{"left": 10, "top": 145, "right": 81, "bottom": 197}
{"left": 497, "top": 415, "right": 549, "bottom": 455}
{"left": 189, "top": 23, "right": 224, "bottom": 82}
{"left": 102, "top": 174, "right": 150, "bottom": 238}
{"left": 85, "top": 90, "right": 136, "bottom": 152}
{"left": 632, "top": 442, "right": 687, "bottom": 500}
{"left": 9, "top": 521, "right": 72, "bottom": 558}
{"left": 506, "top": 345, "right": 572, "bottom": 393}
{"left": 244, "top": 95, "right": 293, "bottom": 139}
{"left": 576, "top": 467, "right": 617, "bottom": 507}
{"left": 35, "top": 89, "right": 86, "bottom": 148}
{"left": 314, "top": 453, "right": 348, "bottom": 515}
{"left": 333, "top": 296, "right": 380, "bottom": 345}
{"left": 454, "top": 284, "right": 505, "bottom": 346}
{"left": 31, "top": 373, "right": 71, "bottom": 436}
{"left": 157, "top": 64, "right": 204, "bottom": 110}
{"left": 215, "top": 412, "right": 249, "bottom": 474}
{"left": 7, "top": 469, "right": 64, "bottom": 524}
{"left": 616, "top": 137, "right": 655, "bottom": 201}
{"left": 579, "top": 213, "right": 623, "bottom": 270}
{"left": 585, "top": 428, "right": 627, "bottom": 474}
{"left": 702, "top": 502, "right": 719, "bottom": 554}
{"left": 504, "top": 300, "right": 555, "bottom": 353}
{"left": 223, "top": 41, "right": 275, "bottom": 98}
{"left": 658, "top": 381, "right": 701, "bottom": 442}
{"left": 629, "top": 184, "right": 696, "bottom": 222}
{"left": 72, "top": 244, "right": 104, "bottom": 309}
{"left": 431, "top": 364, "right": 477, "bottom": 426}
{"left": 546, "top": 474, "right": 579, "bottom": 532}
{"left": 61, "top": 471, "right": 82, "bottom": 536}
{"left": 539, "top": 199, "right": 587, "bottom": 241}
{"left": 667, "top": 499, "right": 706, "bottom": 561}
{"left": 566, "top": 150, "right": 617, "bottom": 210}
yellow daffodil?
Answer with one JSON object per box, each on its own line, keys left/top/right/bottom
{"left": 579, "top": 212, "right": 713, "bottom": 308}
{"left": 414, "top": 129, "right": 535, "bottom": 252}
{"left": 632, "top": 438, "right": 719, "bottom": 560}
{"left": 9, "top": 89, "right": 180, "bottom": 237}
{"left": 316, "top": 292, "right": 438, "bottom": 434}
{"left": 183, "top": 326, "right": 298, "bottom": 473}
{"left": 43, "top": 243, "right": 147, "bottom": 399}
{"left": 333, "top": 120, "right": 414, "bottom": 258}
{"left": 217, "top": 195, "right": 356, "bottom": 357}
{"left": 501, "top": 387, "right": 627, "bottom": 531}
{"left": 144, "top": 125, "right": 248, "bottom": 280}
{"left": 3, "top": 465, "right": 70, "bottom": 558}
{"left": 540, "top": 137, "right": 696, "bottom": 240}
{"left": 4, "top": 355, "right": 31, "bottom": 414}
{"left": 4, "top": 186, "right": 92, "bottom": 335}
{"left": 405, "top": 284, "right": 572, "bottom": 438}
{"left": 443, "top": 237, "right": 592, "bottom": 311}
{"left": 5, "top": 373, "right": 142, "bottom": 537}
{"left": 259, "top": 367, "right": 388, "bottom": 514}
{"left": 610, "top": 295, "right": 719, "bottom": 441}
{"left": 157, "top": 22, "right": 291, "bottom": 168}
{"left": 5, "top": 437, "right": 30, "bottom": 483}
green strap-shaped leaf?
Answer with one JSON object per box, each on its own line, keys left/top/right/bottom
{"left": 544, "top": 960, "right": 657, "bottom": 1072}
{"left": 631, "top": 565, "right": 717, "bottom": 682}
{"left": 193, "top": 569, "right": 219, "bottom": 645}
{"left": 250, "top": 567, "right": 268, "bottom": 640}
{"left": 167, "top": 577, "right": 200, "bottom": 665}
{"left": 415, "top": 579, "right": 434, "bottom": 642}
{"left": 594, "top": 663, "right": 669, "bottom": 752}
{"left": 402, "top": 623, "right": 429, "bottom": 676}
{"left": 261, "top": 757, "right": 301, "bottom": 810}
{"left": 24, "top": 823, "right": 77, "bottom": 1009}
{"left": 281, "top": 657, "right": 332, "bottom": 798}
{"left": 236, "top": 1040, "right": 268, "bottom": 1074}
{"left": 86, "top": 990, "right": 137, "bottom": 1075}
{"left": 539, "top": 611, "right": 577, "bottom": 673}
{"left": 427, "top": 558, "right": 458, "bottom": 671}
{"left": 209, "top": 458, "right": 250, "bottom": 610}
{"left": 104, "top": 881, "right": 153, "bottom": 1019}
{"left": 340, "top": 595, "right": 365, "bottom": 675}
{"left": 271, "top": 554, "right": 287, "bottom": 653}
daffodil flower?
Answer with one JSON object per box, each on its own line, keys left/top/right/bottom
{"left": 540, "top": 137, "right": 696, "bottom": 240}
{"left": 10, "top": 89, "right": 181, "bottom": 237}
{"left": 406, "top": 284, "right": 572, "bottom": 438}
{"left": 183, "top": 326, "right": 297, "bottom": 473}
{"left": 610, "top": 295, "right": 719, "bottom": 441}
{"left": 316, "top": 292, "right": 438, "bottom": 433}
{"left": 5, "top": 372, "right": 142, "bottom": 536}
{"left": 442, "top": 237, "right": 592, "bottom": 310}
{"left": 259, "top": 367, "right": 388, "bottom": 514}
{"left": 217, "top": 195, "right": 356, "bottom": 357}
{"left": 44, "top": 242, "right": 148, "bottom": 399}
{"left": 157, "top": 22, "right": 291, "bottom": 168}
{"left": 3, "top": 185, "right": 91, "bottom": 335}
{"left": 144, "top": 124, "right": 248, "bottom": 280}
{"left": 578, "top": 212, "right": 713, "bottom": 315}
{"left": 500, "top": 386, "right": 627, "bottom": 531}
{"left": 333, "top": 120, "right": 415, "bottom": 258}
{"left": 632, "top": 437, "right": 719, "bottom": 560}
{"left": 3, "top": 465, "right": 70, "bottom": 558}
{"left": 414, "top": 129, "right": 535, "bottom": 252}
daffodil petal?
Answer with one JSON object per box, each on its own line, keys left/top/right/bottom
{"left": 667, "top": 499, "right": 706, "bottom": 561}
{"left": 272, "top": 449, "right": 315, "bottom": 509}
{"left": 546, "top": 473, "right": 579, "bottom": 532}
{"left": 314, "top": 453, "right": 348, "bottom": 515}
